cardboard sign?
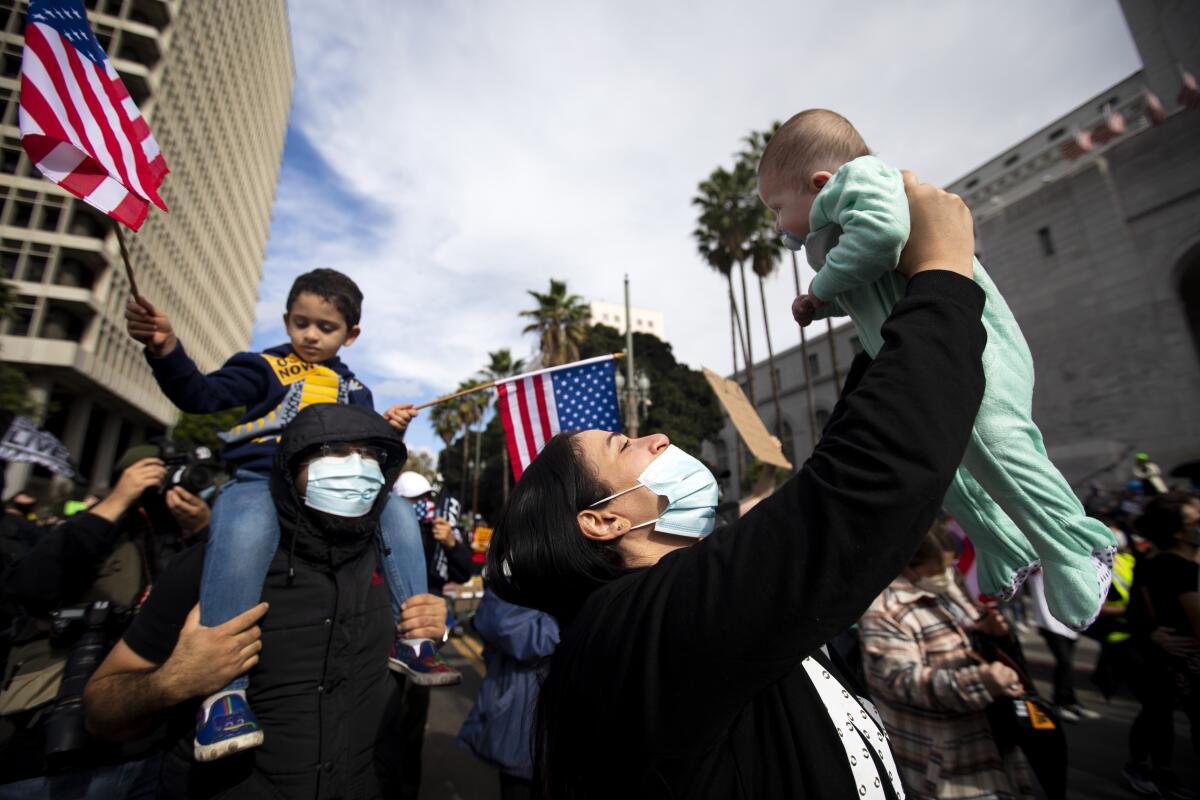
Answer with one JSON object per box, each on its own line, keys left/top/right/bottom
{"left": 702, "top": 368, "right": 792, "bottom": 469}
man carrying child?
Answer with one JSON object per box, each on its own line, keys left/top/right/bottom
{"left": 124, "top": 268, "right": 458, "bottom": 762}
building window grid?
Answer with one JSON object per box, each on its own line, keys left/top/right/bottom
{"left": 4, "top": 1, "right": 288, "bottom": 419}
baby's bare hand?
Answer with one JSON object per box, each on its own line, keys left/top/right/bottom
{"left": 792, "top": 295, "right": 816, "bottom": 327}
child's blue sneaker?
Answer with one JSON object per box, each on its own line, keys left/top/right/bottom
{"left": 194, "top": 689, "right": 264, "bottom": 762}
{"left": 388, "top": 637, "right": 462, "bottom": 686}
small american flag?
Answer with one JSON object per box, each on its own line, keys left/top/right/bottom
{"left": 19, "top": 0, "right": 167, "bottom": 231}
{"left": 497, "top": 355, "right": 623, "bottom": 481}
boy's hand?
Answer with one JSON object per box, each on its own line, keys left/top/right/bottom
{"left": 125, "top": 296, "right": 177, "bottom": 357}
{"left": 791, "top": 294, "right": 820, "bottom": 327}
{"left": 384, "top": 404, "right": 418, "bottom": 438}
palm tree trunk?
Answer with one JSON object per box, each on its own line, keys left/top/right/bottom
{"left": 736, "top": 260, "right": 756, "bottom": 406}
{"left": 757, "top": 274, "right": 784, "bottom": 441}
{"left": 725, "top": 274, "right": 740, "bottom": 381}
{"left": 789, "top": 252, "right": 818, "bottom": 446}
{"left": 825, "top": 318, "right": 843, "bottom": 393}
{"left": 732, "top": 296, "right": 751, "bottom": 398}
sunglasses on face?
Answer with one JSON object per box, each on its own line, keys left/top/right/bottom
{"left": 312, "top": 442, "right": 390, "bottom": 466}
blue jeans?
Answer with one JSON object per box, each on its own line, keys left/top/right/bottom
{"left": 199, "top": 471, "right": 427, "bottom": 691}
{"left": 0, "top": 754, "right": 161, "bottom": 800}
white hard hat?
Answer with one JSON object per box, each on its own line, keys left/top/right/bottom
{"left": 395, "top": 471, "right": 434, "bottom": 499}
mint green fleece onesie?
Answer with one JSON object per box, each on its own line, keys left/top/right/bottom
{"left": 804, "top": 155, "right": 1116, "bottom": 631}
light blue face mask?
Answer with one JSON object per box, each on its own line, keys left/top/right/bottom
{"left": 590, "top": 444, "right": 719, "bottom": 538}
{"left": 303, "top": 453, "right": 385, "bottom": 518}
{"left": 780, "top": 230, "right": 806, "bottom": 251}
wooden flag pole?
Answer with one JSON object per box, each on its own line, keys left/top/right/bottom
{"left": 414, "top": 352, "right": 625, "bottom": 411}
{"left": 113, "top": 223, "right": 140, "bottom": 298}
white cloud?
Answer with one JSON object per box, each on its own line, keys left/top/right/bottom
{"left": 254, "top": 0, "right": 1142, "bottom": 452}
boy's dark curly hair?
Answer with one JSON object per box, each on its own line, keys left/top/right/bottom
{"left": 286, "top": 268, "right": 364, "bottom": 328}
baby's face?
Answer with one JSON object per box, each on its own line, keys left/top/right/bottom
{"left": 758, "top": 172, "right": 817, "bottom": 242}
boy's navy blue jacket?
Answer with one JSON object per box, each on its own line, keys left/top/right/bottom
{"left": 145, "top": 340, "right": 373, "bottom": 474}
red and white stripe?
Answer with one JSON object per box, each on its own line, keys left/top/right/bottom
{"left": 497, "top": 372, "right": 560, "bottom": 482}
{"left": 946, "top": 519, "right": 981, "bottom": 601}
{"left": 19, "top": 21, "right": 167, "bottom": 231}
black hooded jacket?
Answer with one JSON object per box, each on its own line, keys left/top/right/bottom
{"left": 126, "top": 404, "right": 407, "bottom": 799}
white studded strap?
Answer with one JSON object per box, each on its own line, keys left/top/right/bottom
{"left": 801, "top": 656, "right": 906, "bottom": 799}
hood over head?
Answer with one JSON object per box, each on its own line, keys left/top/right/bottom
{"left": 272, "top": 404, "right": 407, "bottom": 573}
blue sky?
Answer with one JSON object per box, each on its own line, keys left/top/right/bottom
{"left": 250, "top": 0, "right": 1142, "bottom": 457}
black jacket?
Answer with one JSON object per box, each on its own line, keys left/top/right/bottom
{"left": 537, "top": 272, "right": 987, "bottom": 798}
{"left": 420, "top": 521, "right": 473, "bottom": 595}
{"left": 154, "top": 404, "right": 407, "bottom": 799}
{"left": 0, "top": 511, "right": 151, "bottom": 783}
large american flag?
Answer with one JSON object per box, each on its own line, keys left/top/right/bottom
{"left": 19, "top": 0, "right": 168, "bottom": 231}
{"left": 497, "top": 355, "right": 623, "bottom": 481}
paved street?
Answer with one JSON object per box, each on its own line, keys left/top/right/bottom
{"left": 1016, "top": 629, "right": 1197, "bottom": 799}
{"left": 414, "top": 626, "right": 1198, "bottom": 800}
{"left": 419, "top": 631, "right": 501, "bottom": 800}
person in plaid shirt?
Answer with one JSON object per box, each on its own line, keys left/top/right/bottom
{"left": 860, "top": 526, "right": 1036, "bottom": 799}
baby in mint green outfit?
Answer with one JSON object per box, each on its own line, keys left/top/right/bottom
{"left": 758, "top": 109, "right": 1116, "bottom": 630}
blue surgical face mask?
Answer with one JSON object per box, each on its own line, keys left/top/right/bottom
{"left": 590, "top": 444, "right": 719, "bottom": 538}
{"left": 780, "top": 230, "right": 806, "bottom": 251}
{"left": 304, "top": 453, "right": 385, "bottom": 518}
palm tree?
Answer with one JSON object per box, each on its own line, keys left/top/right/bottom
{"left": 692, "top": 164, "right": 761, "bottom": 405}
{"left": 479, "top": 348, "right": 526, "bottom": 504}
{"left": 747, "top": 229, "right": 785, "bottom": 440}
{"left": 430, "top": 402, "right": 460, "bottom": 452}
{"left": 429, "top": 399, "right": 462, "bottom": 492}
{"left": 520, "top": 279, "right": 590, "bottom": 367}
{"left": 464, "top": 387, "right": 490, "bottom": 523}
{"left": 452, "top": 378, "right": 487, "bottom": 509}
{"left": 694, "top": 223, "right": 745, "bottom": 384}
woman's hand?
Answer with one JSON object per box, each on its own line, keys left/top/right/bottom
{"left": 897, "top": 171, "right": 975, "bottom": 281}
{"left": 973, "top": 608, "right": 1010, "bottom": 639}
{"left": 980, "top": 661, "right": 1024, "bottom": 698}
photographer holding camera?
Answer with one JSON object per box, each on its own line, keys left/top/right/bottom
{"left": 0, "top": 440, "right": 221, "bottom": 798}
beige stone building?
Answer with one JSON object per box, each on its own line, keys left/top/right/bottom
{"left": 0, "top": 0, "right": 293, "bottom": 494}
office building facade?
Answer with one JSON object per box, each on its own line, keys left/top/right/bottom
{"left": 0, "top": 0, "right": 294, "bottom": 494}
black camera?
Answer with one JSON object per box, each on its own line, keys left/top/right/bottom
{"left": 156, "top": 439, "right": 228, "bottom": 501}
{"left": 42, "top": 601, "right": 131, "bottom": 771}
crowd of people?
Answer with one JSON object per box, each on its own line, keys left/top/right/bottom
{"left": 0, "top": 165, "right": 1195, "bottom": 800}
